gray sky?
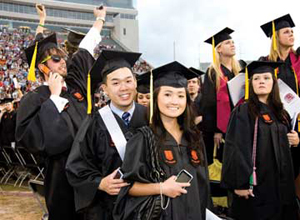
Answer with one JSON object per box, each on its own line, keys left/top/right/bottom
{"left": 136, "top": 0, "right": 300, "bottom": 69}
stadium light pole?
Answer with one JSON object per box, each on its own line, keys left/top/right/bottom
{"left": 173, "top": 41, "right": 176, "bottom": 61}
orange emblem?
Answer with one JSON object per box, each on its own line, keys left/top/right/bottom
{"left": 73, "top": 92, "right": 84, "bottom": 102}
{"left": 164, "top": 150, "right": 176, "bottom": 164}
{"left": 191, "top": 150, "right": 200, "bottom": 164}
{"left": 262, "top": 114, "right": 272, "bottom": 123}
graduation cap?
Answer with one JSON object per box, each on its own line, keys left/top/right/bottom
{"left": 87, "top": 50, "right": 141, "bottom": 114}
{"left": 137, "top": 74, "right": 150, "bottom": 94}
{"left": 139, "top": 61, "right": 199, "bottom": 89}
{"left": 138, "top": 61, "right": 198, "bottom": 123}
{"left": 260, "top": 14, "right": 295, "bottom": 51}
{"left": 241, "top": 61, "right": 284, "bottom": 100}
{"left": 24, "top": 33, "right": 58, "bottom": 81}
{"left": 0, "top": 98, "right": 14, "bottom": 104}
{"left": 204, "top": 27, "right": 234, "bottom": 63}
{"left": 189, "top": 67, "right": 205, "bottom": 76}
{"left": 62, "top": 28, "right": 86, "bottom": 46}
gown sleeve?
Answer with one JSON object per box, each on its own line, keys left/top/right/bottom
{"left": 66, "top": 115, "right": 108, "bottom": 211}
{"left": 221, "top": 104, "right": 254, "bottom": 190}
{"left": 65, "top": 48, "right": 95, "bottom": 99}
{"left": 200, "top": 69, "right": 220, "bottom": 133}
{"left": 15, "top": 90, "right": 73, "bottom": 156}
{"left": 113, "top": 129, "right": 155, "bottom": 220}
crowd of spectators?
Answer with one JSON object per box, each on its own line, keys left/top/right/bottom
{"left": 0, "top": 27, "right": 152, "bottom": 101}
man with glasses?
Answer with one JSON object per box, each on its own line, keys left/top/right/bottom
{"left": 16, "top": 6, "right": 107, "bottom": 220}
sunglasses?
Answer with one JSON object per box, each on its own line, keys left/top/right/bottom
{"left": 41, "top": 55, "right": 67, "bottom": 64}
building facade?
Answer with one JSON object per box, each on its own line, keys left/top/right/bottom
{"left": 0, "top": 0, "right": 139, "bottom": 51}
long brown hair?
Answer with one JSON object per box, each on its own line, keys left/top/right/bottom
{"left": 268, "top": 30, "right": 296, "bottom": 61}
{"left": 208, "top": 41, "right": 241, "bottom": 90}
{"left": 149, "top": 87, "right": 205, "bottom": 164}
{"left": 247, "top": 73, "right": 289, "bottom": 122}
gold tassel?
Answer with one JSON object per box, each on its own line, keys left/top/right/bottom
{"left": 292, "top": 67, "right": 299, "bottom": 96}
{"left": 87, "top": 72, "right": 92, "bottom": 114}
{"left": 272, "top": 21, "right": 277, "bottom": 51}
{"left": 245, "top": 67, "right": 249, "bottom": 100}
{"left": 149, "top": 69, "right": 154, "bottom": 124}
{"left": 298, "top": 114, "right": 300, "bottom": 133}
{"left": 28, "top": 42, "right": 38, "bottom": 81}
{"left": 274, "top": 68, "right": 278, "bottom": 78}
{"left": 212, "top": 37, "right": 216, "bottom": 64}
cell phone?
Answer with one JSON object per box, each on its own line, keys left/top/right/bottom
{"left": 39, "top": 65, "right": 51, "bottom": 76}
{"left": 37, "top": 5, "right": 43, "bottom": 11}
{"left": 176, "top": 169, "right": 193, "bottom": 183}
{"left": 97, "top": 5, "right": 104, "bottom": 10}
{"left": 114, "top": 168, "right": 123, "bottom": 179}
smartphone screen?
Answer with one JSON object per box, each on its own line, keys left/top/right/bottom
{"left": 114, "top": 169, "right": 123, "bottom": 179}
{"left": 176, "top": 170, "right": 193, "bottom": 183}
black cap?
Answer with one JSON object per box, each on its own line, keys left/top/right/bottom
{"left": 24, "top": 33, "right": 58, "bottom": 66}
{"left": 261, "top": 14, "right": 295, "bottom": 38}
{"left": 90, "top": 50, "right": 141, "bottom": 92}
{"left": 0, "top": 98, "right": 14, "bottom": 104}
{"left": 241, "top": 61, "right": 283, "bottom": 79}
{"left": 137, "top": 73, "right": 150, "bottom": 94}
{"left": 189, "top": 67, "right": 205, "bottom": 76}
{"left": 63, "top": 28, "right": 86, "bottom": 46}
{"left": 139, "top": 61, "right": 199, "bottom": 89}
{"left": 204, "top": 27, "right": 234, "bottom": 46}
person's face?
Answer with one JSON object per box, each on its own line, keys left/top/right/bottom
{"left": 45, "top": 52, "right": 67, "bottom": 78}
{"left": 252, "top": 72, "right": 273, "bottom": 97}
{"left": 187, "top": 77, "right": 200, "bottom": 95}
{"left": 102, "top": 67, "right": 137, "bottom": 111}
{"left": 4, "top": 102, "right": 13, "bottom": 111}
{"left": 137, "top": 92, "right": 150, "bottom": 107}
{"left": 278, "top": 27, "right": 294, "bottom": 48}
{"left": 218, "top": 39, "right": 236, "bottom": 57}
{"left": 158, "top": 86, "right": 187, "bottom": 120}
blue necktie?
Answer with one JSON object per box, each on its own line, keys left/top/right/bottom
{"left": 122, "top": 112, "right": 130, "bottom": 126}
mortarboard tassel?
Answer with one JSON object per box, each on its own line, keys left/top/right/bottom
{"left": 87, "top": 72, "right": 92, "bottom": 114}
{"left": 272, "top": 21, "right": 277, "bottom": 51}
{"left": 149, "top": 69, "right": 153, "bottom": 124}
{"left": 245, "top": 67, "right": 249, "bottom": 100}
{"left": 274, "top": 68, "right": 278, "bottom": 78}
{"left": 212, "top": 37, "right": 216, "bottom": 64}
{"left": 28, "top": 42, "right": 38, "bottom": 82}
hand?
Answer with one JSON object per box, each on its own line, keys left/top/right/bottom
{"left": 98, "top": 168, "right": 129, "bottom": 195}
{"left": 234, "top": 189, "right": 255, "bottom": 199}
{"left": 195, "top": 116, "right": 203, "bottom": 125}
{"left": 48, "top": 72, "right": 63, "bottom": 96}
{"left": 287, "top": 130, "right": 299, "bottom": 146}
{"left": 36, "top": 4, "right": 46, "bottom": 21}
{"left": 214, "top": 133, "right": 223, "bottom": 148}
{"left": 94, "top": 6, "right": 107, "bottom": 19}
{"left": 161, "top": 176, "right": 190, "bottom": 198}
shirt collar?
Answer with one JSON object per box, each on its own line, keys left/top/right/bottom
{"left": 110, "top": 101, "right": 135, "bottom": 122}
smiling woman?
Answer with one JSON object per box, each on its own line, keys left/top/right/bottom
{"left": 113, "top": 61, "right": 212, "bottom": 220}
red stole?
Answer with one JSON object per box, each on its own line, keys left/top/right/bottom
{"left": 216, "top": 68, "right": 231, "bottom": 133}
{"left": 289, "top": 51, "right": 300, "bottom": 89}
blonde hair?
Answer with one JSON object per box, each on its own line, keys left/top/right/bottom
{"left": 269, "top": 30, "right": 296, "bottom": 61}
{"left": 208, "top": 42, "right": 241, "bottom": 90}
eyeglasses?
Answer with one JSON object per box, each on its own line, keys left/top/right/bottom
{"left": 41, "top": 55, "right": 67, "bottom": 64}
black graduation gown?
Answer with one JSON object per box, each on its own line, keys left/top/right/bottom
{"left": 65, "top": 103, "right": 147, "bottom": 220}
{"left": 113, "top": 129, "right": 212, "bottom": 220}
{"left": 200, "top": 65, "right": 235, "bottom": 164}
{"left": 0, "top": 110, "right": 16, "bottom": 147}
{"left": 221, "top": 103, "right": 297, "bottom": 220}
{"left": 15, "top": 49, "right": 94, "bottom": 220}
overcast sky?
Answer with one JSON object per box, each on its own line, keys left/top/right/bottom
{"left": 135, "top": 0, "right": 300, "bottom": 69}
